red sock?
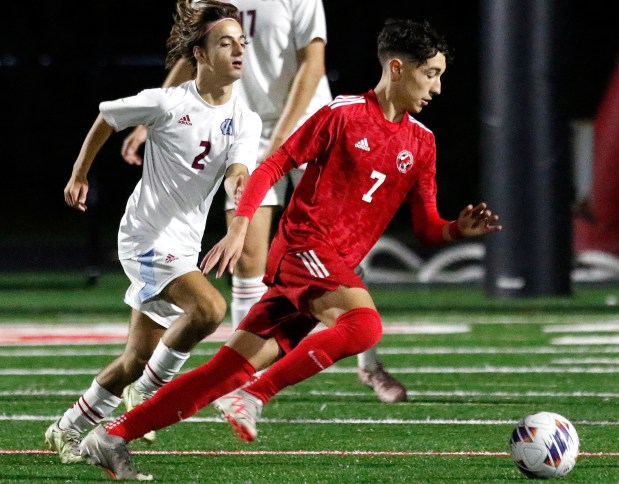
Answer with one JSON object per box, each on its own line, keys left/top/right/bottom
{"left": 106, "top": 346, "right": 255, "bottom": 442}
{"left": 245, "top": 307, "right": 382, "bottom": 404}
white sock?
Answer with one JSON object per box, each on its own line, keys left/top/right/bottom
{"left": 357, "top": 346, "right": 380, "bottom": 372}
{"left": 134, "top": 339, "right": 190, "bottom": 397}
{"left": 230, "top": 275, "right": 267, "bottom": 330}
{"left": 59, "top": 379, "right": 121, "bottom": 433}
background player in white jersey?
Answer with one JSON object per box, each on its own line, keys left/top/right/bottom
{"left": 45, "top": 1, "right": 260, "bottom": 465}
{"left": 121, "top": 0, "right": 407, "bottom": 403}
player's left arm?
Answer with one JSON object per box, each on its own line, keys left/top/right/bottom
{"left": 410, "top": 200, "right": 502, "bottom": 244}
{"left": 262, "top": 39, "right": 326, "bottom": 159}
{"left": 408, "top": 143, "right": 502, "bottom": 243}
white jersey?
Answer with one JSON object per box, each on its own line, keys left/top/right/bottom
{"left": 230, "top": 0, "right": 332, "bottom": 125}
{"left": 100, "top": 81, "right": 261, "bottom": 258}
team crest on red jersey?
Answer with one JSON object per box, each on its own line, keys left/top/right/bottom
{"left": 396, "top": 150, "right": 414, "bottom": 173}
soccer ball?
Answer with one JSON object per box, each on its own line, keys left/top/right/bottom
{"left": 509, "top": 411, "right": 579, "bottom": 479}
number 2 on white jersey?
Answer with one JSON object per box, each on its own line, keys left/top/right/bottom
{"left": 362, "top": 170, "right": 386, "bottom": 203}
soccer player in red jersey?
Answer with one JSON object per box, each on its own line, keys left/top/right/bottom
{"left": 80, "top": 18, "right": 502, "bottom": 480}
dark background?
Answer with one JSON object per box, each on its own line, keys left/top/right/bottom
{"left": 1, "top": 1, "right": 617, "bottom": 272}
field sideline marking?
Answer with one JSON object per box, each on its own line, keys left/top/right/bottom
{"left": 2, "top": 415, "right": 619, "bottom": 426}
{"left": 4, "top": 345, "right": 619, "bottom": 357}
{"left": 0, "top": 322, "right": 469, "bottom": 345}
{"left": 544, "top": 322, "right": 619, "bottom": 333}
{"left": 1, "top": 449, "right": 617, "bottom": 457}
{"left": 5, "top": 365, "right": 619, "bottom": 375}
{"left": 552, "top": 357, "right": 619, "bottom": 364}
{"left": 553, "top": 336, "right": 619, "bottom": 345}
{"left": 3, "top": 389, "right": 619, "bottom": 399}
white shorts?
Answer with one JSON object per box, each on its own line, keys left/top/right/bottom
{"left": 225, "top": 120, "right": 305, "bottom": 211}
{"left": 120, "top": 249, "right": 199, "bottom": 328}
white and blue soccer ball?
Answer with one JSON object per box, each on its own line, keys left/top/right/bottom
{"left": 509, "top": 411, "right": 579, "bottom": 479}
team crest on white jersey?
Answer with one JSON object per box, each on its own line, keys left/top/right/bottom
{"left": 396, "top": 150, "right": 414, "bottom": 173}
{"left": 220, "top": 118, "right": 234, "bottom": 136}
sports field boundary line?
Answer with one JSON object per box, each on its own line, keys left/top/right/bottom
{"left": 0, "top": 322, "right": 469, "bottom": 345}
{"left": 1, "top": 449, "right": 617, "bottom": 457}
{"left": 4, "top": 388, "right": 619, "bottom": 398}
{"left": 3, "top": 415, "right": 619, "bottom": 426}
{"left": 6, "top": 365, "right": 619, "bottom": 375}
{"left": 4, "top": 345, "right": 619, "bottom": 357}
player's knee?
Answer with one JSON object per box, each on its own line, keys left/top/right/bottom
{"left": 189, "top": 293, "right": 227, "bottom": 336}
{"left": 337, "top": 307, "right": 382, "bottom": 355}
{"left": 235, "top": 251, "right": 265, "bottom": 276}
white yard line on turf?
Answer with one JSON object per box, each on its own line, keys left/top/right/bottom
{"left": 4, "top": 345, "right": 619, "bottom": 357}
{"left": 0, "top": 322, "right": 469, "bottom": 345}
{"left": 2, "top": 414, "right": 619, "bottom": 426}
{"left": 544, "top": 322, "right": 619, "bottom": 332}
{"left": 4, "top": 365, "right": 619, "bottom": 375}
{"left": 552, "top": 357, "right": 619, "bottom": 364}
{"left": 553, "top": 336, "right": 619, "bottom": 345}
{"left": 2, "top": 389, "right": 619, "bottom": 398}
{"left": 3, "top": 448, "right": 618, "bottom": 457}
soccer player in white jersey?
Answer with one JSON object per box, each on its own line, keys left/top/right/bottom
{"left": 121, "top": 0, "right": 407, "bottom": 404}
{"left": 45, "top": 1, "right": 260, "bottom": 466}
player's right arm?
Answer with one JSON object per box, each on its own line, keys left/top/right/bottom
{"left": 64, "top": 114, "right": 114, "bottom": 212}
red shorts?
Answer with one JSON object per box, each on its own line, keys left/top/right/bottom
{"left": 237, "top": 288, "right": 318, "bottom": 354}
{"left": 238, "top": 240, "right": 367, "bottom": 353}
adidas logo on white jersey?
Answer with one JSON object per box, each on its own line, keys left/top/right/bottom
{"left": 165, "top": 254, "right": 178, "bottom": 263}
{"left": 178, "top": 114, "right": 192, "bottom": 126}
{"left": 354, "top": 138, "right": 370, "bottom": 151}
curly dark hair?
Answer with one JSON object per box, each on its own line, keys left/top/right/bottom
{"left": 166, "top": 0, "right": 241, "bottom": 70}
{"left": 377, "top": 19, "right": 452, "bottom": 66}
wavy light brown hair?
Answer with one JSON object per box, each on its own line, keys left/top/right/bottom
{"left": 166, "top": 0, "right": 241, "bottom": 70}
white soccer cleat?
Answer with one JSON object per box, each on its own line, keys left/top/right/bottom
{"left": 358, "top": 363, "right": 408, "bottom": 403}
{"left": 80, "top": 426, "right": 153, "bottom": 481}
{"left": 122, "top": 383, "right": 156, "bottom": 444}
{"left": 44, "top": 418, "right": 83, "bottom": 464}
{"left": 213, "top": 389, "right": 263, "bottom": 442}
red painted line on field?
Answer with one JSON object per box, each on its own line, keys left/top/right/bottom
{"left": 0, "top": 322, "right": 460, "bottom": 346}
{"left": 2, "top": 449, "right": 618, "bottom": 457}
{"left": 0, "top": 449, "right": 509, "bottom": 457}
{"left": 0, "top": 325, "right": 232, "bottom": 345}
{"left": 6, "top": 335, "right": 125, "bottom": 343}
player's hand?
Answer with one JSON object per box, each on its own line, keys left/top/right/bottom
{"left": 200, "top": 216, "right": 250, "bottom": 278}
{"left": 456, "top": 202, "right": 502, "bottom": 237}
{"left": 121, "top": 125, "right": 148, "bottom": 166}
{"left": 64, "top": 176, "right": 89, "bottom": 212}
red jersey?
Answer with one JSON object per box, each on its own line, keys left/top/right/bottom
{"left": 237, "top": 89, "right": 448, "bottom": 272}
